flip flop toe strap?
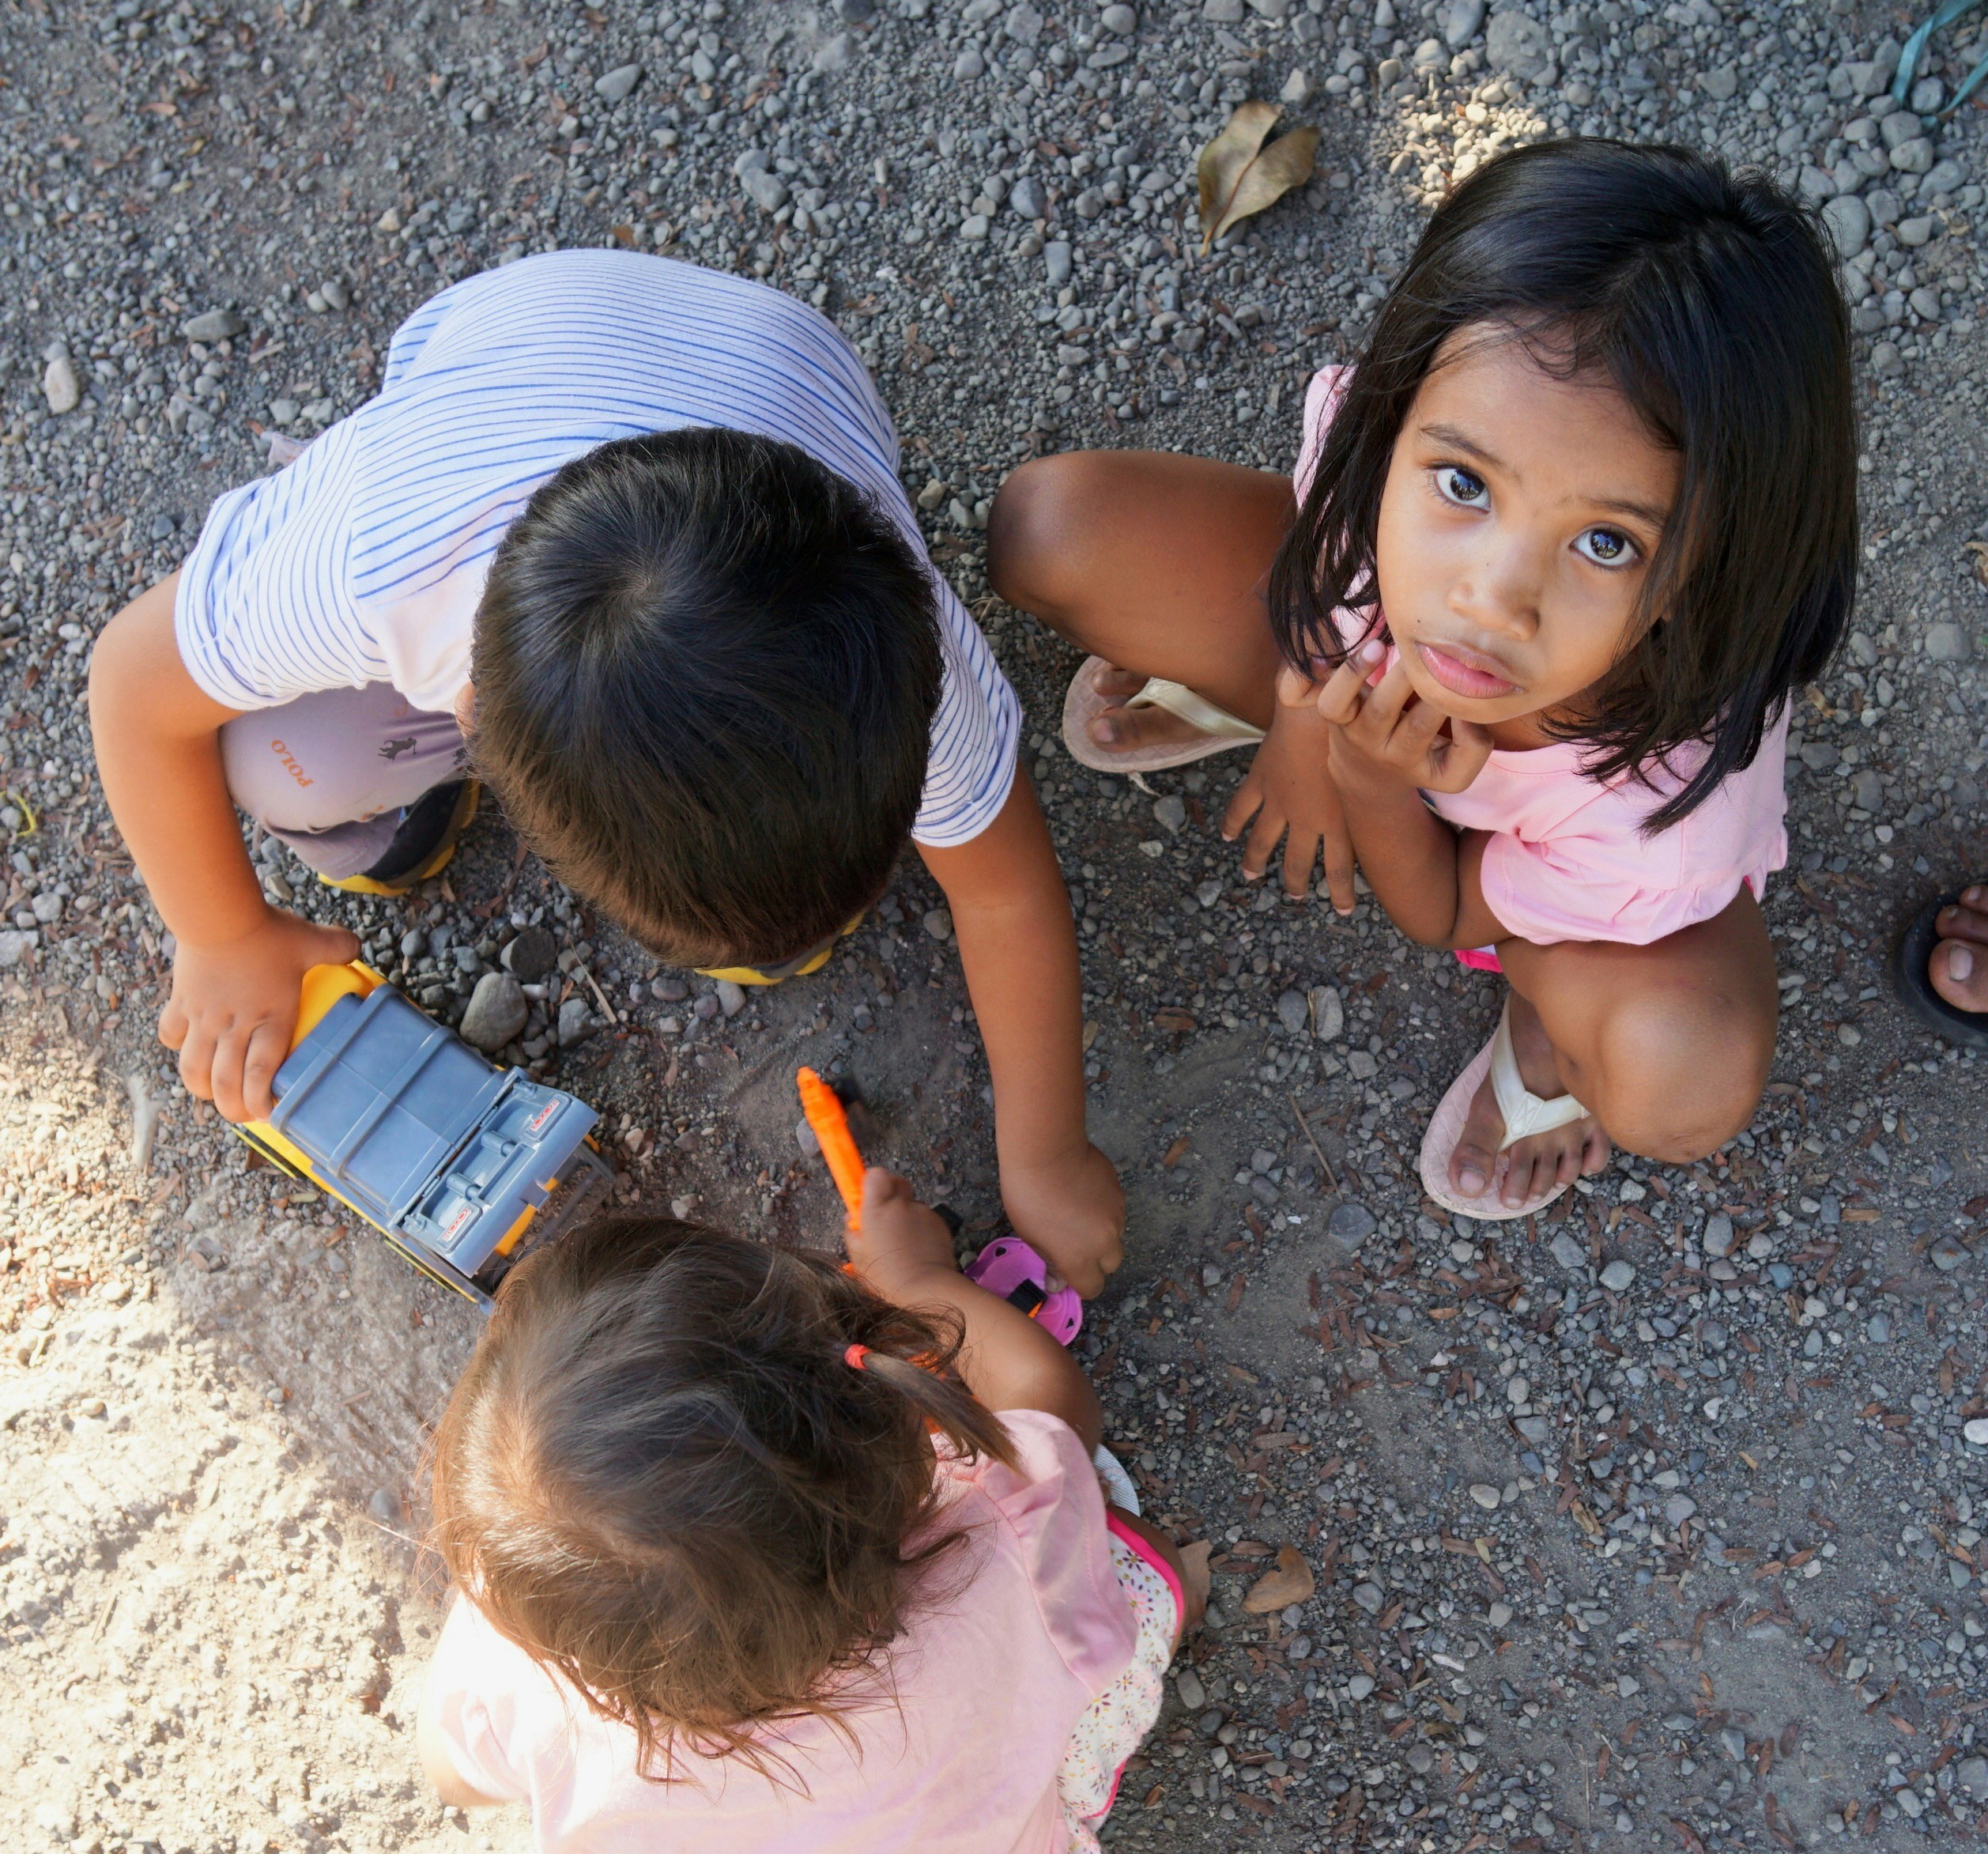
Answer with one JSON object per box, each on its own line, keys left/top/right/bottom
{"left": 1128, "top": 678, "right": 1266, "bottom": 743}
{"left": 1491, "top": 1005, "right": 1589, "bottom": 1152}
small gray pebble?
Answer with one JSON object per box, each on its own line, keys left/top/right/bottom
{"left": 1599, "top": 1259, "right": 1635, "bottom": 1293}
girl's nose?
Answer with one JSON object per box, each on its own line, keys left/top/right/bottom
{"left": 1450, "top": 536, "right": 1542, "bottom": 640}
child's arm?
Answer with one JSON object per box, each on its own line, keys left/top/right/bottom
{"left": 846, "top": 1168, "right": 1103, "bottom": 1454}
{"left": 916, "top": 772, "right": 1123, "bottom": 1297}
{"left": 1303, "top": 650, "right": 1510, "bottom": 950}
{"left": 89, "top": 575, "right": 358, "bottom": 1120}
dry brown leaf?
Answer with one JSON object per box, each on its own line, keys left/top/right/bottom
{"left": 1197, "top": 102, "right": 1319, "bottom": 252}
{"left": 1242, "top": 1543, "right": 1316, "bottom": 1613}
{"left": 1966, "top": 538, "right": 1988, "bottom": 590}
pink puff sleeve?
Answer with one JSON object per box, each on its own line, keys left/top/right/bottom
{"left": 962, "top": 1411, "right": 1138, "bottom": 1701}
{"left": 423, "top": 1595, "right": 544, "bottom": 1804}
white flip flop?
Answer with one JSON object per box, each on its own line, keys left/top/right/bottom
{"left": 1419, "top": 1002, "right": 1593, "bottom": 1222}
{"left": 1060, "top": 654, "right": 1266, "bottom": 775}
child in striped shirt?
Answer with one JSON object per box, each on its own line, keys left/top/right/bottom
{"left": 88, "top": 251, "right": 1123, "bottom": 1293}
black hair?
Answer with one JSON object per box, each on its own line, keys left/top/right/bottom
{"left": 1268, "top": 138, "right": 1857, "bottom": 830}
{"left": 470, "top": 429, "right": 942, "bottom": 965}
{"left": 432, "top": 1212, "right": 1014, "bottom": 1784}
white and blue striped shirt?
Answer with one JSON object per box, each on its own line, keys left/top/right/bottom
{"left": 175, "top": 251, "right": 1019, "bottom": 848}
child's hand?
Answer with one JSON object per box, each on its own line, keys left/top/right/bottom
{"left": 1221, "top": 689, "right": 1358, "bottom": 909}
{"left": 1001, "top": 1141, "right": 1124, "bottom": 1299}
{"left": 160, "top": 908, "right": 360, "bottom": 1122}
{"left": 1318, "top": 643, "right": 1494, "bottom": 795}
{"left": 844, "top": 1168, "right": 962, "bottom": 1301}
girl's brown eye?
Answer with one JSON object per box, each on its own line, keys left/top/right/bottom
{"left": 1576, "top": 527, "right": 1634, "bottom": 567}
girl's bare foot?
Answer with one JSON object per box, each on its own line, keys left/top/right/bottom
{"left": 1930, "top": 885, "right": 1988, "bottom": 1015}
{"left": 1082, "top": 661, "right": 1209, "bottom": 756}
{"left": 1450, "top": 991, "right": 1610, "bottom": 1210}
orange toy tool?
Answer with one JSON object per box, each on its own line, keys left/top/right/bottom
{"left": 798, "top": 1067, "right": 866, "bottom": 1229}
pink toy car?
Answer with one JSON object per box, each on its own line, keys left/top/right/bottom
{"left": 964, "top": 1237, "right": 1082, "bottom": 1346}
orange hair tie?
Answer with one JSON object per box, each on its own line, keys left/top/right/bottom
{"left": 843, "top": 1343, "right": 870, "bottom": 1371}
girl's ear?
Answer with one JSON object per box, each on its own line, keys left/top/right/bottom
{"left": 454, "top": 681, "right": 476, "bottom": 731}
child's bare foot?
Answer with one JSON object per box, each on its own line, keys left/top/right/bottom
{"left": 1930, "top": 885, "right": 1988, "bottom": 1014}
{"left": 1450, "top": 992, "right": 1610, "bottom": 1210}
{"left": 1082, "top": 662, "right": 1210, "bottom": 756}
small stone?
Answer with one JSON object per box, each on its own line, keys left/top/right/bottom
{"left": 501, "top": 925, "right": 558, "bottom": 983}
{"left": 1044, "top": 240, "right": 1073, "bottom": 286}
{"left": 368, "top": 1487, "right": 404, "bottom": 1526}
{"left": 715, "top": 978, "right": 747, "bottom": 1018}
{"left": 1867, "top": 1312, "right": 1892, "bottom": 1344}
{"left": 796, "top": 1117, "right": 821, "bottom": 1160}
{"left": 1702, "top": 1213, "right": 1734, "bottom": 1257}
{"left": 1699, "top": 64, "right": 1738, "bottom": 101}
{"left": 1870, "top": 341, "right": 1903, "bottom": 379}
{"left": 1665, "top": 1493, "right": 1697, "bottom": 1526}
{"left": 813, "top": 31, "right": 854, "bottom": 74}
{"left": 1281, "top": 67, "right": 1314, "bottom": 103}
{"left": 1009, "top": 176, "right": 1048, "bottom": 220}
{"left": 180, "top": 308, "right": 247, "bottom": 342}
{"left": 1896, "top": 215, "right": 1935, "bottom": 248}
{"left": 1347, "top": 1671, "right": 1377, "bottom": 1698}
{"left": 953, "top": 43, "right": 985, "bottom": 78}
{"left": 923, "top": 907, "right": 954, "bottom": 942}
{"left": 557, "top": 996, "right": 594, "bottom": 1047}
{"left": 1820, "top": 192, "right": 1870, "bottom": 259}
{"left": 1439, "top": 0, "right": 1485, "bottom": 46}
{"left": 1204, "top": 0, "right": 1243, "bottom": 17}
{"left": 1484, "top": 9, "right": 1551, "bottom": 79}
{"left": 1926, "top": 622, "right": 1971, "bottom": 663}
{"left": 30, "top": 891, "right": 62, "bottom": 926}
{"left": 1959, "top": 1756, "right": 1988, "bottom": 1798}
{"left": 1600, "top": 1259, "right": 1636, "bottom": 1293}
{"left": 594, "top": 61, "right": 642, "bottom": 102}
{"left": 1152, "top": 794, "right": 1186, "bottom": 835}
{"left": 0, "top": 931, "right": 33, "bottom": 969}
{"left": 960, "top": 213, "right": 990, "bottom": 241}
{"left": 1616, "top": 1675, "right": 1639, "bottom": 1697}
{"left": 1468, "top": 1482, "right": 1501, "bottom": 1510}
{"left": 1101, "top": 2, "right": 1139, "bottom": 32}
{"left": 1329, "top": 1202, "right": 1377, "bottom": 1241}
{"left": 1277, "top": 990, "right": 1309, "bottom": 1035}
{"left": 42, "top": 353, "right": 80, "bottom": 415}
{"left": 319, "top": 278, "right": 349, "bottom": 312}
{"left": 1176, "top": 1667, "right": 1206, "bottom": 1710}
{"left": 459, "top": 972, "right": 528, "bottom": 1052}
{"left": 1550, "top": 1231, "right": 1588, "bottom": 1274}
{"left": 741, "top": 168, "right": 790, "bottom": 213}
{"left": 1004, "top": 2, "right": 1043, "bottom": 43}
{"left": 1930, "top": 1234, "right": 1967, "bottom": 1273}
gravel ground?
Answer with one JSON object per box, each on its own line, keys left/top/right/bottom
{"left": 3, "top": 0, "right": 1988, "bottom": 1849}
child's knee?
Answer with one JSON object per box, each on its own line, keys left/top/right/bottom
{"left": 1592, "top": 989, "right": 1773, "bottom": 1163}
{"left": 986, "top": 452, "right": 1121, "bottom": 620}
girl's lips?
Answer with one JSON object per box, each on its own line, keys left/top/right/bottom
{"left": 1416, "top": 639, "right": 1519, "bottom": 700}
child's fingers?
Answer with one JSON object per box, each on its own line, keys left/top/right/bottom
{"left": 1314, "top": 644, "right": 1382, "bottom": 727}
{"left": 858, "top": 1165, "right": 914, "bottom": 1216}
{"left": 1219, "top": 773, "right": 1264, "bottom": 844}
{"left": 240, "top": 1019, "right": 291, "bottom": 1123}
{"left": 1354, "top": 651, "right": 1418, "bottom": 739}
{"left": 176, "top": 1020, "right": 217, "bottom": 1104}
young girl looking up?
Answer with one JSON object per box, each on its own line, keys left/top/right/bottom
{"left": 990, "top": 140, "right": 1854, "bottom": 1218}
{"left": 417, "top": 1169, "right": 1195, "bottom": 1852}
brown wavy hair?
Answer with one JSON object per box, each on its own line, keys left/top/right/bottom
{"left": 429, "top": 1213, "right": 1016, "bottom": 1785}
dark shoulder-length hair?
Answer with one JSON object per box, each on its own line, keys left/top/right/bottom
{"left": 1268, "top": 138, "right": 1858, "bottom": 830}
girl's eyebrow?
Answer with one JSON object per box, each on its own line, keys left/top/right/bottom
{"left": 1417, "top": 421, "right": 1669, "bottom": 531}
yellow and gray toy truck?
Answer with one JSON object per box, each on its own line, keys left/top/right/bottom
{"left": 237, "top": 963, "right": 612, "bottom": 1311}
